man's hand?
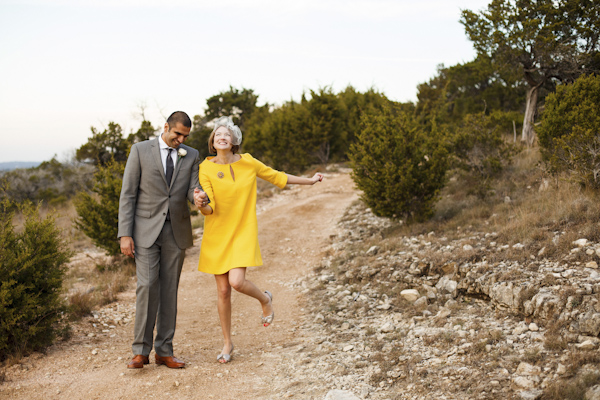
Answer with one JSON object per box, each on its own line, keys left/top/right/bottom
{"left": 120, "top": 236, "right": 135, "bottom": 258}
{"left": 194, "top": 188, "right": 209, "bottom": 207}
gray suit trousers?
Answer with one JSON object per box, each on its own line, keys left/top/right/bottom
{"left": 132, "top": 220, "right": 185, "bottom": 357}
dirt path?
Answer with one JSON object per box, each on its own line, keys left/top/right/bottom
{"left": 1, "top": 170, "right": 358, "bottom": 400}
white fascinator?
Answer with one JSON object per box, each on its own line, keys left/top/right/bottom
{"left": 213, "top": 116, "right": 242, "bottom": 145}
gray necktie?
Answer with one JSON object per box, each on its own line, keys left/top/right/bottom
{"left": 166, "top": 148, "right": 174, "bottom": 186}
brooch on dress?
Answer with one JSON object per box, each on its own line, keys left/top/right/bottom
{"left": 217, "top": 171, "right": 224, "bottom": 179}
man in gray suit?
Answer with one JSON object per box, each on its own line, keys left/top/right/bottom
{"left": 118, "top": 111, "right": 208, "bottom": 369}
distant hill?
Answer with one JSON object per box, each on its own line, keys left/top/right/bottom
{"left": 0, "top": 161, "right": 41, "bottom": 171}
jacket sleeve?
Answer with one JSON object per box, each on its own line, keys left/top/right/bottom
{"left": 117, "top": 144, "right": 141, "bottom": 238}
{"left": 199, "top": 162, "right": 215, "bottom": 214}
{"left": 186, "top": 148, "right": 205, "bottom": 204}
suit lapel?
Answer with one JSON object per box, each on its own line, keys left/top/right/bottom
{"left": 151, "top": 139, "right": 168, "bottom": 188}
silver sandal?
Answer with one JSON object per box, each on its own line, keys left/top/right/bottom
{"left": 217, "top": 344, "right": 234, "bottom": 363}
{"left": 261, "top": 290, "right": 275, "bottom": 327}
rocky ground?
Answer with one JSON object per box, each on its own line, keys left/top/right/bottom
{"left": 268, "top": 201, "right": 600, "bottom": 400}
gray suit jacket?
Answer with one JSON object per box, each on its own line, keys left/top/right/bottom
{"left": 117, "top": 138, "right": 201, "bottom": 249}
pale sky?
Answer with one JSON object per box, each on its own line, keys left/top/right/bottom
{"left": 0, "top": 0, "right": 490, "bottom": 163}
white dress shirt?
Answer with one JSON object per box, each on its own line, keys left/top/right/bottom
{"left": 158, "top": 135, "right": 178, "bottom": 175}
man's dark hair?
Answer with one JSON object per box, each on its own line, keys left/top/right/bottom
{"left": 166, "top": 111, "right": 192, "bottom": 129}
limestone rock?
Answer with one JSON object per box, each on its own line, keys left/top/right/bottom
{"left": 516, "top": 362, "right": 541, "bottom": 376}
{"left": 578, "top": 311, "right": 600, "bottom": 336}
{"left": 325, "top": 390, "right": 361, "bottom": 400}
{"left": 400, "top": 289, "right": 419, "bottom": 302}
{"left": 575, "top": 340, "right": 597, "bottom": 350}
{"left": 586, "top": 385, "right": 600, "bottom": 400}
{"left": 518, "top": 390, "right": 543, "bottom": 400}
{"left": 435, "top": 275, "right": 458, "bottom": 295}
{"left": 512, "top": 376, "right": 539, "bottom": 389}
{"left": 414, "top": 296, "right": 428, "bottom": 311}
{"left": 528, "top": 323, "right": 539, "bottom": 332}
{"left": 586, "top": 261, "right": 599, "bottom": 269}
{"left": 366, "top": 246, "right": 380, "bottom": 255}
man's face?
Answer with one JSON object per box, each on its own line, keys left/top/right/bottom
{"left": 162, "top": 122, "right": 191, "bottom": 148}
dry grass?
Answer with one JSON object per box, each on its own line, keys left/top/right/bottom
{"left": 395, "top": 147, "right": 600, "bottom": 266}
{"left": 66, "top": 258, "right": 135, "bottom": 320}
{"left": 542, "top": 372, "right": 600, "bottom": 400}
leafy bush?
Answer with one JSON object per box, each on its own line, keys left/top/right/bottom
{"left": 349, "top": 105, "right": 449, "bottom": 222}
{"left": 0, "top": 196, "right": 72, "bottom": 361}
{"left": 74, "top": 160, "right": 124, "bottom": 255}
{"left": 538, "top": 74, "right": 600, "bottom": 187}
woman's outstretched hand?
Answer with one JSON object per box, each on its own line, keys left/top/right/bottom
{"left": 311, "top": 173, "right": 324, "bottom": 184}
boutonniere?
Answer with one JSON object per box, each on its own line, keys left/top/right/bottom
{"left": 177, "top": 148, "right": 187, "bottom": 158}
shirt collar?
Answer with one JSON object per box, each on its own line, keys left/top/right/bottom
{"left": 158, "top": 134, "right": 174, "bottom": 151}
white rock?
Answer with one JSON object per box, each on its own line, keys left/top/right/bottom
{"left": 575, "top": 340, "right": 597, "bottom": 350}
{"left": 518, "top": 389, "right": 543, "bottom": 400}
{"left": 504, "top": 196, "right": 512, "bottom": 203}
{"left": 596, "top": 247, "right": 600, "bottom": 258}
{"left": 556, "top": 364, "right": 567, "bottom": 375}
{"left": 343, "top": 345, "right": 354, "bottom": 352}
{"left": 366, "top": 246, "right": 380, "bottom": 255}
{"left": 586, "top": 384, "right": 600, "bottom": 400}
{"left": 586, "top": 261, "right": 599, "bottom": 269}
{"left": 512, "top": 376, "right": 539, "bottom": 389}
{"left": 414, "top": 296, "right": 428, "bottom": 311}
{"left": 436, "top": 275, "right": 458, "bottom": 294}
{"left": 380, "top": 322, "right": 394, "bottom": 333}
{"left": 435, "top": 307, "right": 452, "bottom": 320}
{"left": 573, "top": 238, "right": 588, "bottom": 247}
{"left": 528, "top": 323, "right": 539, "bottom": 332}
{"left": 400, "top": 289, "right": 420, "bottom": 302}
{"left": 513, "top": 243, "right": 525, "bottom": 250}
{"left": 463, "top": 244, "right": 474, "bottom": 251}
{"left": 516, "top": 362, "right": 541, "bottom": 376}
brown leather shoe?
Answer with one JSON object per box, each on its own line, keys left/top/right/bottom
{"left": 155, "top": 354, "right": 185, "bottom": 368}
{"left": 127, "top": 355, "right": 149, "bottom": 369}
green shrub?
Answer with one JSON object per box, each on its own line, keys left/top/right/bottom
{"left": 538, "top": 74, "right": 600, "bottom": 187}
{"left": 348, "top": 105, "right": 449, "bottom": 222}
{"left": 74, "top": 159, "right": 124, "bottom": 255}
{"left": 0, "top": 197, "right": 72, "bottom": 361}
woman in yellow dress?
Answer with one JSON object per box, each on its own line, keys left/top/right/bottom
{"left": 194, "top": 116, "right": 323, "bottom": 363}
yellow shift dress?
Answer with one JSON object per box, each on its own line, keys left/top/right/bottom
{"left": 197, "top": 153, "right": 288, "bottom": 275}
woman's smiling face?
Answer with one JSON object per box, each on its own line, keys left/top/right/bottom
{"left": 213, "top": 126, "right": 234, "bottom": 151}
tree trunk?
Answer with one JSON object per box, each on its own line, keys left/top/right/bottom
{"left": 521, "top": 85, "right": 540, "bottom": 146}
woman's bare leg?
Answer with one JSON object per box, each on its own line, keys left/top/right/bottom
{"left": 228, "top": 268, "right": 273, "bottom": 321}
{"left": 215, "top": 273, "right": 234, "bottom": 358}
